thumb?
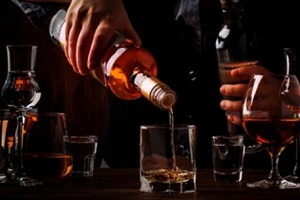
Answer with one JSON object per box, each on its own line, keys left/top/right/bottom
{"left": 122, "top": 27, "right": 142, "bottom": 46}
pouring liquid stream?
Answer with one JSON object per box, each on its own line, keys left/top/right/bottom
{"left": 169, "top": 108, "right": 177, "bottom": 171}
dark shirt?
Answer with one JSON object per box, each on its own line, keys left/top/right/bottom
{"left": 11, "top": 0, "right": 55, "bottom": 28}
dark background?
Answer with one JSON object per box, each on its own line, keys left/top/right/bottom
{"left": 1, "top": 0, "right": 300, "bottom": 173}
{"left": 0, "top": 0, "right": 109, "bottom": 166}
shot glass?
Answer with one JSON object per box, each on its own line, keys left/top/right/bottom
{"left": 140, "top": 124, "right": 197, "bottom": 193}
{"left": 67, "top": 135, "right": 98, "bottom": 177}
{"left": 212, "top": 135, "right": 245, "bottom": 182}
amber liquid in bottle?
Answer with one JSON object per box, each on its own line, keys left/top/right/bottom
{"left": 49, "top": 9, "right": 176, "bottom": 110}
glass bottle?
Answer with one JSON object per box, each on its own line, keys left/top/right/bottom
{"left": 49, "top": 9, "right": 176, "bottom": 110}
{"left": 215, "top": 0, "right": 260, "bottom": 135}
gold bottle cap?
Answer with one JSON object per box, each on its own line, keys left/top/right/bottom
{"left": 150, "top": 84, "right": 177, "bottom": 110}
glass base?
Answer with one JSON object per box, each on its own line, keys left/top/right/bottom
{"left": 284, "top": 175, "right": 300, "bottom": 183}
{"left": 246, "top": 178, "right": 300, "bottom": 189}
{"left": 140, "top": 173, "right": 196, "bottom": 194}
{"left": 18, "top": 177, "right": 43, "bottom": 187}
{"left": 0, "top": 174, "right": 7, "bottom": 184}
{"left": 3, "top": 176, "right": 43, "bottom": 187}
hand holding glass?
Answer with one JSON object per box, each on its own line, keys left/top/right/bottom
{"left": 242, "top": 74, "right": 300, "bottom": 189}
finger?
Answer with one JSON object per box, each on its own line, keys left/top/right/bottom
{"left": 121, "top": 26, "right": 141, "bottom": 46}
{"left": 76, "top": 22, "right": 95, "bottom": 75}
{"left": 227, "top": 114, "right": 242, "bottom": 125}
{"left": 67, "top": 22, "right": 81, "bottom": 74}
{"left": 64, "top": 13, "right": 75, "bottom": 72}
{"left": 220, "top": 84, "right": 248, "bottom": 99}
{"left": 220, "top": 99, "right": 243, "bottom": 112}
{"left": 88, "top": 24, "right": 115, "bottom": 70}
{"left": 231, "top": 65, "right": 271, "bottom": 77}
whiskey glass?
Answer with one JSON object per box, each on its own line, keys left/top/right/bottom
{"left": 140, "top": 124, "right": 197, "bottom": 193}
{"left": 242, "top": 74, "right": 300, "bottom": 189}
{"left": 23, "top": 112, "right": 72, "bottom": 181}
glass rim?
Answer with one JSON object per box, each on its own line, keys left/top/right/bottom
{"left": 69, "top": 135, "right": 98, "bottom": 142}
{"left": 140, "top": 124, "right": 196, "bottom": 129}
{"left": 26, "top": 112, "right": 66, "bottom": 117}
{"left": 6, "top": 44, "right": 37, "bottom": 48}
{"left": 70, "top": 135, "right": 98, "bottom": 139}
{"left": 212, "top": 135, "right": 244, "bottom": 139}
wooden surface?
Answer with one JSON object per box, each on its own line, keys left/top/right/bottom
{"left": 0, "top": 168, "right": 299, "bottom": 200}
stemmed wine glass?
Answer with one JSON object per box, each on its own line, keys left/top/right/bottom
{"left": 242, "top": 73, "right": 300, "bottom": 189}
{"left": 281, "top": 48, "right": 300, "bottom": 183}
{"left": 1, "top": 45, "right": 42, "bottom": 186}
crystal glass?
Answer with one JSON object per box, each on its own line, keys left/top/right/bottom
{"left": 1, "top": 45, "right": 42, "bottom": 186}
{"left": 140, "top": 124, "right": 197, "bottom": 193}
{"left": 23, "top": 112, "right": 72, "bottom": 181}
{"left": 242, "top": 74, "right": 300, "bottom": 189}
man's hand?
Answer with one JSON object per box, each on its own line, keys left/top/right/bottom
{"left": 64, "top": 0, "right": 141, "bottom": 75}
{"left": 220, "top": 65, "right": 271, "bottom": 125}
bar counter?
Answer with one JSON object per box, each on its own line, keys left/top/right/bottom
{"left": 0, "top": 168, "right": 299, "bottom": 200}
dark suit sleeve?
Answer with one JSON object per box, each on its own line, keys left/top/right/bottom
{"left": 10, "top": 0, "right": 62, "bottom": 29}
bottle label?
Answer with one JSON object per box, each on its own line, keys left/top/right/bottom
{"left": 134, "top": 73, "right": 158, "bottom": 100}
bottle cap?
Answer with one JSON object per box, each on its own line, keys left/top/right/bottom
{"left": 150, "top": 85, "right": 177, "bottom": 110}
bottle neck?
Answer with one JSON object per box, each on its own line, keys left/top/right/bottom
{"left": 216, "top": 0, "right": 259, "bottom": 63}
{"left": 131, "top": 71, "right": 176, "bottom": 110}
{"left": 221, "top": 0, "right": 245, "bottom": 27}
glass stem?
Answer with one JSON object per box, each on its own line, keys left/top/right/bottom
{"left": 293, "top": 137, "right": 300, "bottom": 177}
{"left": 15, "top": 113, "right": 25, "bottom": 178}
{"left": 267, "top": 153, "right": 281, "bottom": 182}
